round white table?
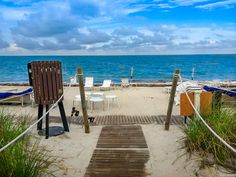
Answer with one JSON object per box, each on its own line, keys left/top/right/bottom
{"left": 89, "top": 96, "right": 104, "bottom": 111}
{"left": 91, "top": 92, "right": 104, "bottom": 97}
{"left": 105, "top": 95, "right": 118, "bottom": 110}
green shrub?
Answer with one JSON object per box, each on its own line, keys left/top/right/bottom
{"left": 183, "top": 109, "right": 236, "bottom": 172}
{"left": 0, "top": 110, "right": 56, "bottom": 177}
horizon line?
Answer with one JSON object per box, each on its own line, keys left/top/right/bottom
{"left": 0, "top": 53, "right": 235, "bottom": 57}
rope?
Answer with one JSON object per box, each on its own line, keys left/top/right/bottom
{"left": 0, "top": 74, "right": 77, "bottom": 153}
{"left": 178, "top": 74, "right": 236, "bottom": 154}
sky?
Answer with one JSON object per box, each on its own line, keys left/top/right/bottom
{"left": 0, "top": 0, "right": 235, "bottom": 55}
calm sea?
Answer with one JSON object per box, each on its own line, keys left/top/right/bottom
{"left": 0, "top": 55, "right": 235, "bottom": 83}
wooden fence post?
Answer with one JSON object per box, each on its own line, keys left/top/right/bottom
{"left": 78, "top": 67, "right": 90, "bottom": 133}
{"left": 165, "top": 69, "right": 180, "bottom": 130}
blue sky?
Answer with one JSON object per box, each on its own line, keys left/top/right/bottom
{"left": 0, "top": 0, "right": 235, "bottom": 55}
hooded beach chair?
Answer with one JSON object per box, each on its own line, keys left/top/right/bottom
{"left": 85, "top": 77, "right": 94, "bottom": 90}
{"left": 100, "top": 80, "right": 112, "bottom": 90}
{"left": 0, "top": 88, "right": 33, "bottom": 106}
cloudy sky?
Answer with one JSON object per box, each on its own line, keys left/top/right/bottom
{"left": 0, "top": 0, "right": 235, "bottom": 55}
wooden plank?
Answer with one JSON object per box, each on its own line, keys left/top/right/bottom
{"left": 57, "top": 62, "right": 63, "bottom": 98}
{"left": 42, "top": 64, "right": 49, "bottom": 105}
{"left": 51, "top": 62, "right": 57, "bottom": 101}
{"left": 180, "top": 92, "right": 194, "bottom": 116}
{"left": 97, "top": 125, "right": 147, "bottom": 148}
{"left": 55, "top": 62, "right": 60, "bottom": 100}
{"left": 46, "top": 63, "right": 53, "bottom": 104}
{"left": 39, "top": 62, "right": 45, "bottom": 105}
{"left": 85, "top": 149, "right": 149, "bottom": 177}
{"left": 50, "top": 115, "right": 184, "bottom": 126}
{"left": 200, "top": 92, "right": 213, "bottom": 115}
{"left": 31, "top": 63, "right": 39, "bottom": 104}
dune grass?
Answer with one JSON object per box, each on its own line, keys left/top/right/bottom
{"left": 0, "top": 110, "right": 56, "bottom": 177}
{"left": 183, "top": 109, "right": 236, "bottom": 172}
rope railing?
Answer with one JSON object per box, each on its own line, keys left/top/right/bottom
{"left": 178, "top": 74, "right": 236, "bottom": 154}
{"left": 0, "top": 74, "right": 77, "bottom": 153}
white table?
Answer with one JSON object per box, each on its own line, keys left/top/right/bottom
{"left": 105, "top": 95, "right": 118, "bottom": 110}
{"left": 89, "top": 96, "right": 104, "bottom": 111}
{"left": 91, "top": 92, "right": 104, "bottom": 97}
{"left": 73, "top": 92, "right": 90, "bottom": 107}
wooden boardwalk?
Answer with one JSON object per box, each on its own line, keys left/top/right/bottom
{"left": 97, "top": 126, "right": 148, "bottom": 148}
{"left": 51, "top": 115, "right": 184, "bottom": 125}
{"left": 84, "top": 125, "right": 150, "bottom": 177}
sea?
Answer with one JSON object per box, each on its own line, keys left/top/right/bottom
{"left": 0, "top": 55, "right": 235, "bottom": 84}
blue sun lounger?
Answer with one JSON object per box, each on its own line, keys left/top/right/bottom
{"left": 203, "top": 86, "right": 236, "bottom": 98}
{"left": 0, "top": 88, "right": 33, "bottom": 106}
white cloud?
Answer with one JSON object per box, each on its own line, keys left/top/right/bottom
{"left": 0, "top": 7, "right": 32, "bottom": 20}
{"left": 171, "top": 0, "right": 211, "bottom": 6}
{"left": 196, "top": 0, "right": 236, "bottom": 9}
{"left": 0, "top": 0, "right": 235, "bottom": 54}
{"left": 157, "top": 3, "right": 176, "bottom": 8}
{"left": 154, "top": 0, "right": 236, "bottom": 9}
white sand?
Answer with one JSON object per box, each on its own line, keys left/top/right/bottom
{"left": 1, "top": 86, "right": 179, "bottom": 117}
{"left": 0, "top": 86, "right": 232, "bottom": 177}
{"left": 36, "top": 124, "right": 223, "bottom": 177}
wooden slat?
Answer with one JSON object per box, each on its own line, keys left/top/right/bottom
{"left": 85, "top": 149, "right": 150, "bottom": 177}
{"left": 50, "top": 115, "right": 184, "bottom": 126}
{"left": 39, "top": 62, "right": 45, "bottom": 105}
{"left": 42, "top": 65, "right": 49, "bottom": 104}
{"left": 200, "top": 92, "right": 213, "bottom": 115}
{"left": 31, "top": 64, "right": 39, "bottom": 104}
{"left": 97, "top": 126, "right": 147, "bottom": 148}
{"left": 46, "top": 63, "right": 53, "bottom": 104}
{"left": 51, "top": 62, "right": 57, "bottom": 101}
{"left": 180, "top": 92, "right": 194, "bottom": 116}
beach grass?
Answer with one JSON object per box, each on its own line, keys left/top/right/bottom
{"left": 0, "top": 110, "right": 56, "bottom": 177}
{"left": 183, "top": 109, "right": 236, "bottom": 172}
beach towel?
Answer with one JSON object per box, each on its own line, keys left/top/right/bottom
{"left": 175, "top": 81, "right": 201, "bottom": 105}
{"left": 203, "top": 86, "right": 236, "bottom": 98}
{"left": 0, "top": 88, "right": 33, "bottom": 99}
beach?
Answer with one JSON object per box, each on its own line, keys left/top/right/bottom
{"left": 0, "top": 85, "right": 233, "bottom": 177}
{"left": 1, "top": 0, "right": 236, "bottom": 176}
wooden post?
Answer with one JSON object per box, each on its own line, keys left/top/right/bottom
{"left": 45, "top": 105, "right": 49, "bottom": 139}
{"left": 165, "top": 69, "right": 180, "bottom": 130}
{"left": 78, "top": 67, "right": 90, "bottom": 133}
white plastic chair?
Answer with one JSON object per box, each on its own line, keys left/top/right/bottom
{"left": 100, "top": 80, "right": 112, "bottom": 90}
{"left": 70, "top": 76, "right": 77, "bottom": 84}
{"left": 121, "top": 78, "right": 129, "bottom": 87}
{"left": 85, "top": 77, "right": 94, "bottom": 90}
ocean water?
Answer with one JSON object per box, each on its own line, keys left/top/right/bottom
{"left": 0, "top": 55, "right": 235, "bottom": 83}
